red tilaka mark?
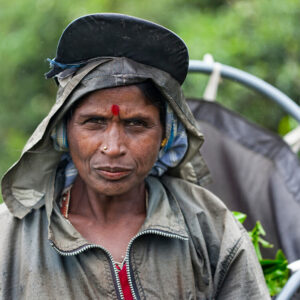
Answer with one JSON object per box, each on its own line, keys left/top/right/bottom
{"left": 111, "top": 104, "right": 120, "bottom": 116}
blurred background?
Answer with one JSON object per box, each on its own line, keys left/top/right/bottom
{"left": 1, "top": 0, "right": 300, "bottom": 202}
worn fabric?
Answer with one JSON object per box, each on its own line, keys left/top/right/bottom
{"left": 151, "top": 104, "right": 188, "bottom": 176}
{"left": 44, "top": 14, "right": 189, "bottom": 85}
{"left": 1, "top": 58, "right": 211, "bottom": 221}
{"left": 0, "top": 176, "right": 270, "bottom": 299}
{"left": 0, "top": 58, "right": 270, "bottom": 299}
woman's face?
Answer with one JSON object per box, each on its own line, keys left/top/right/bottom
{"left": 67, "top": 85, "right": 163, "bottom": 196}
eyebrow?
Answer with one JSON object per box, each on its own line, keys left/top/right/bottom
{"left": 76, "top": 114, "right": 157, "bottom": 126}
{"left": 77, "top": 111, "right": 156, "bottom": 120}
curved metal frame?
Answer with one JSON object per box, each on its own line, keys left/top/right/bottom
{"left": 276, "top": 270, "right": 300, "bottom": 300}
{"left": 188, "top": 60, "right": 300, "bottom": 123}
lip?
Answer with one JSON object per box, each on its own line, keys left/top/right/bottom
{"left": 94, "top": 166, "right": 133, "bottom": 180}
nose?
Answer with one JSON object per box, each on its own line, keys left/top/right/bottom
{"left": 100, "top": 124, "right": 126, "bottom": 157}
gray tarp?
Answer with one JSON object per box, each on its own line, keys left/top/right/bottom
{"left": 188, "top": 99, "right": 300, "bottom": 262}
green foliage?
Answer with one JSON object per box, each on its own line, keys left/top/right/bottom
{"left": 261, "top": 250, "right": 290, "bottom": 297}
{"left": 249, "top": 220, "right": 274, "bottom": 261}
{"left": 1, "top": 0, "right": 300, "bottom": 202}
{"left": 233, "top": 212, "right": 290, "bottom": 296}
{"left": 278, "top": 115, "right": 299, "bottom": 136}
{"left": 232, "top": 211, "right": 247, "bottom": 224}
{"left": 180, "top": 0, "right": 300, "bottom": 131}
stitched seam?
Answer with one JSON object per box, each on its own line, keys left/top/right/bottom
{"left": 214, "top": 236, "right": 243, "bottom": 297}
{"left": 102, "top": 256, "right": 117, "bottom": 299}
{"left": 131, "top": 244, "right": 146, "bottom": 299}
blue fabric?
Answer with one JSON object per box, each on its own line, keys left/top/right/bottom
{"left": 47, "top": 58, "right": 83, "bottom": 70}
{"left": 150, "top": 104, "right": 188, "bottom": 176}
{"left": 51, "top": 103, "right": 188, "bottom": 188}
{"left": 51, "top": 119, "right": 69, "bottom": 152}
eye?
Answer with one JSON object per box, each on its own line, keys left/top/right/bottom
{"left": 125, "top": 119, "right": 147, "bottom": 127}
{"left": 81, "top": 117, "right": 108, "bottom": 129}
{"left": 85, "top": 117, "right": 107, "bottom": 125}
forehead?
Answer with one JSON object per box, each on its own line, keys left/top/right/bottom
{"left": 74, "top": 85, "right": 157, "bottom": 114}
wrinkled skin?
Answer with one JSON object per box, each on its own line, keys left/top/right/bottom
{"left": 67, "top": 85, "right": 163, "bottom": 197}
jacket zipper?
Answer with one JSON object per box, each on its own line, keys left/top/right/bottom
{"left": 50, "top": 229, "right": 188, "bottom": 300}
{"left": 124, "top": 229, "right": 188, "bottom": 300}
{"left": 50, "top": 242, "right": 125, "bottom": 300}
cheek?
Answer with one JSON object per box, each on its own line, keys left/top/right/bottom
{"left": 131, "top": 134, "right": 162, "bottom": 171}
{"left": 68, "top": 128, "right": 100, "bottom": 162}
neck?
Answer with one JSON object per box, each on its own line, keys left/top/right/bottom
{"left": 69, "top": 176, "right": 147, "bottom": 224}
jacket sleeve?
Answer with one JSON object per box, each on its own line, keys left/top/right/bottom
{"left": 214, "top": 227, "right": 271, "bottom": 300}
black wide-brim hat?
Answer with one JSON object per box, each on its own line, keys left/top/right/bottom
{"left": 46, "top": 13, "right": 189, "bottom": 85}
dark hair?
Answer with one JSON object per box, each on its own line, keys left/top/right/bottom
{"left": 135, "top": 80, "right": 166, "bottom": 126}
{"left": 66, "top": 80, "right": 166, "bottom": 126}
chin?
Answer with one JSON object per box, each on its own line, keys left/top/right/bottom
{"left": 89, "top": 176, "right": 145, "bottom": 197}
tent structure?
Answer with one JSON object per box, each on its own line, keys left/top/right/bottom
{"left": 188, "top": 98, "right": 300, "bottom": 261}
{"left": 188, "top": 59, "right": 300, "bottom": 299}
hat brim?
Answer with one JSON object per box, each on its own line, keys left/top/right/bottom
{"left": 48, "top": 13, "right": 189, "bottom": 85}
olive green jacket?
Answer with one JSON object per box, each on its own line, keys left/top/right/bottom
{"left": 0, "top": 175, "right": 269, "bottom": 299}
{"left": 0, "top": 58, "right": 270, "bottom": 299}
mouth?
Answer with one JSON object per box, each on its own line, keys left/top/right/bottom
{"left": 94, "top": 166, "right": 133, "bottom": 181}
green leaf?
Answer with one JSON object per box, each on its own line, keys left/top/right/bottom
{"left": 264, "top": 257, "right": 289, "bottom": 297}
{"left": 278, "top": 115, "right": 298, "bottom": 136}
{"left": 232, "top": 211, "right": 247, "bottom": 224}
{"left": 248, "top": 221, "right": 270, "bottom": 260}
{"left": 258, "top": 237, "right": 273, "bottom": 249}
{"left": 244, "top": 220, "right": 290, "bottom": 296}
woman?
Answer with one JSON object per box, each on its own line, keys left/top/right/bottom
{"left": 0, "top": 14, "right": 270, "bottom": 299}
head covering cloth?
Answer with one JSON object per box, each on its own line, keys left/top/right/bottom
{"left": 1, "top": 14, "right": 210, "bottom": 219}
{"left": 47, "top": 13, "right": 203, "bottom": 186}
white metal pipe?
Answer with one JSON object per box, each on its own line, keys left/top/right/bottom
{"left": 188, "top": 60, "right": 300, "bottom": 123}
